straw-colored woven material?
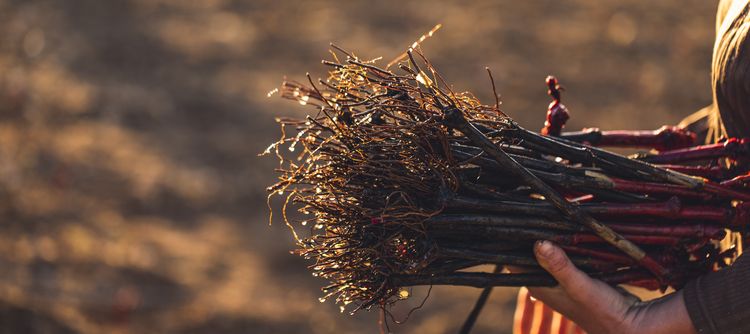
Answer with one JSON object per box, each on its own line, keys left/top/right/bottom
{"left": 712, "top": 0, "right": 750, "bottom": 140}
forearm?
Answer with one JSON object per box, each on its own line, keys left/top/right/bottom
{"left": 626, "top": 290, "right": 695, "bottom": 334}
{"left": 681, "top": 252, "right": 750, "bottom": 333}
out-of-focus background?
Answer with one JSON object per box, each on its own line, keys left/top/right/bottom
{"left": 0, "top": 0, "right": 718, "bottom": 333}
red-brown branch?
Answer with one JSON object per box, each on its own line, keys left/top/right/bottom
{"left": 560, "top": 126, "right": 696, "bottom": 151}
{"left": 638, "top": 138, "right": 750, "bottom": 164}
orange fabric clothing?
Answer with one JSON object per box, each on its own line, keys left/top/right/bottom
{"left": 712, "top": 0, "right": 750, "bottom": 139}
{"left": 513, "top": 288, "right": 585, "bottom": 334}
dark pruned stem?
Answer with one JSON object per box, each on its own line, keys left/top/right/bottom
{"left": 428, "top": 213, "right": 725, "bottom": 239}
{"left": 452, "top": 143, "right": 540, "bottom": 159}
{"left": 612, "top": 178, "right": 750, "bottom": 202}
{"left": 610, "top": 179, "right": 714, "bottom": 200}
{"left": 446, "top": 196, "right": 732, "bottom": 223}
{"left": 438, "top": 247, "right": 619, "bottom": 271}
{"left": 562, "top": 234, "right": 681, "bottom": 245}
{"left": 427, "top": 214, "right": 580, "bottom": 232}
{"left": 452, "top": 146, "right": 576, "bottom": 175}
{"left": 560, "top": 245, "right": 634, "bottom": 264}
{"left": 393, "top": 272, "right": 557, "bottom": 287}
{"left": 657, "top": 164, "right": 730, "bottom": 180}
{"left": 701, "top": 182, "right": 750, "bottom": 201}
{"left": 508, "top": 125, "right": 702, "bottom": 188}
{"left": 430, "top": 225, "right": 566, "bottom": 242}
{"left": 431, "top": 225, "right": 686, "bottom": 245}
{"left": 606, "top": 223, "right": 725, "bottom": 239}
{"left": 391, "top": 269, "right": 653, "bottom": 288}
{"left": 422, "top": 259, "right": 484, "bottom": 274}
{"left": 456, "top": 156, "right": 721, "bottom": 200}
{"left": 436, "top": 240, "right": 526, "bottom": 253}
{"left": 442, "top": 109, "right": 670, "bottom": 280}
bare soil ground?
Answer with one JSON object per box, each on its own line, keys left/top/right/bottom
{"left": 0, "top": 0, "right": 717, "bottom": 333}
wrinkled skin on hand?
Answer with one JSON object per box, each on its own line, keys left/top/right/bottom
{"left": 526, "top": 241, "right": 696, "bottom": 334}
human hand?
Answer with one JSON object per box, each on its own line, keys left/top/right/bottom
{"left": 527, "top": 240, "right": 696, "bottom": 334}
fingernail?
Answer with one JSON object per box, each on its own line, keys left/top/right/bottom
{"left": 536, "top": 240, "right": 553, "bottom": 257}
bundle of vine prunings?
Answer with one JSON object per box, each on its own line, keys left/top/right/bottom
{"left": 264, "top": 46, "right": 750, "bottom": 314}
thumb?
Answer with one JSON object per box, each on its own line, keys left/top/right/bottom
{"left": 534, "top": 240, "right": 588, "bottom": 290}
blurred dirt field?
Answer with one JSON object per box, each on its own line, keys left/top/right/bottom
{"left": 0, "top": 0, "right": 719, "bottom": 333}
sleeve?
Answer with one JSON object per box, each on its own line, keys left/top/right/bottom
{"left": 683, "top": 253, "right": 750, "bottom": 334}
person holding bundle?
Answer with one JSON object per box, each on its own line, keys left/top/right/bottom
{"left": 514, "top": 0, "right": 750, "bottom": 333}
